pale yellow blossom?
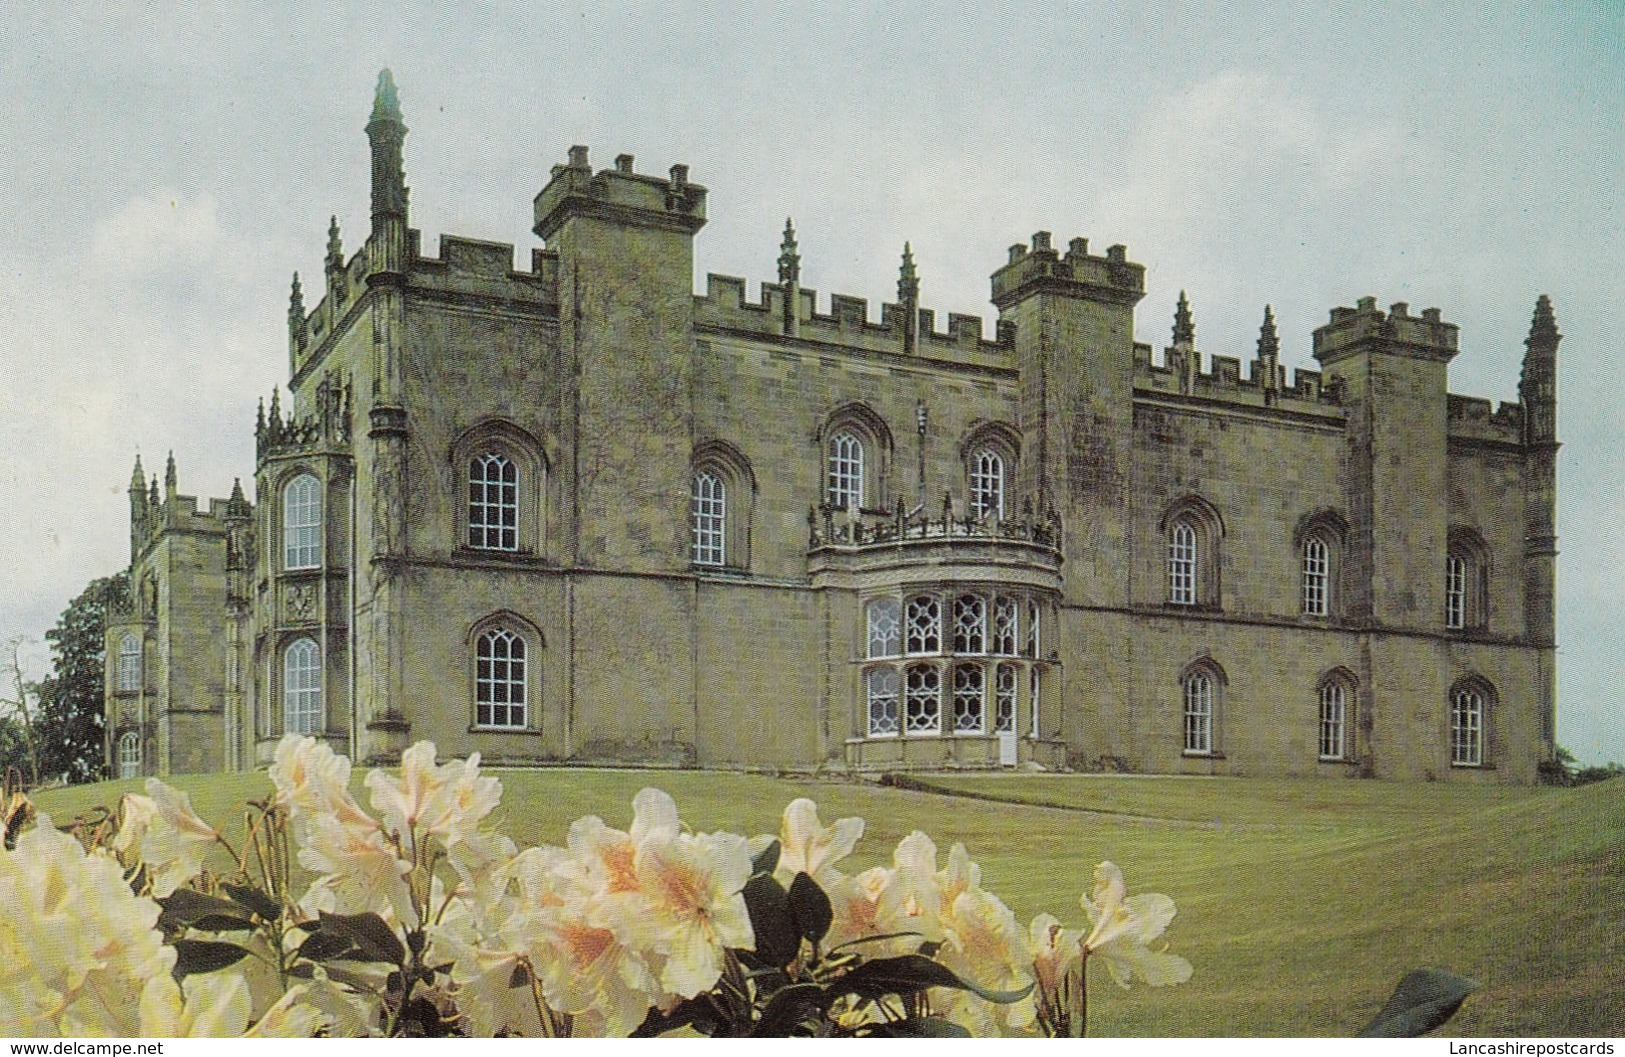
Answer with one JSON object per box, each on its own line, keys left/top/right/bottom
{"left": 873, "top": 830, "right": 945, "bottom": 943}
{"left": 623, "top": 828, "right": 754, "bottom": 998}
{"left": 775, "top": 798, "right": 863, "bottom": 884}
{"left": 1080, "top": 861, "right": 1193, "bottom": 989}
{"left": 935, "top": 887, "right": 1035, "bottom": 1033}
{"left": 0, "top": 816, "right": 174, "bottom": 1037}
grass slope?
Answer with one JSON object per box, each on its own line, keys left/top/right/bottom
{"left": 34, "top": 769, "right": 1624, "bottom": 1037}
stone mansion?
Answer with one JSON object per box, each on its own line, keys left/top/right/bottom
{"left": 103, "top": 72, "right": 1560, "bottom": 782}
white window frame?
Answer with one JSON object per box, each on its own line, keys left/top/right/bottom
{"left": 116, "top": 634, "right": 142, "bottom": 693}
{"left": 1169, "top": 521, "right": 1197, "bottom": 605}
{"left": 952, "top": 663, "right": 986, "bottom": 734}
{"left": 1303, "top": 537, "right": 1329, "bottom": 617}
{"left": 969, "top": 448, "right": 1004, "bottom": 520}
{"left": 1318, "top": 681, "right": 1347, "bottom": 760}
{"left": 1450, "top": 687, "right": 1484, "bottom": 766}
{"left": 1445, "top": 553, "right": 1468, "bottom": 629}
{"left": 992, "top": 596, "right": 1018, "bottom": 655}
{"left": 1183, "top": 671, "right": 1213, "bottom": 755}
{"left": 475, "top": 628, "right": 528, "bottom": 729}
{"left": 866, "top": 666, "right": 900, "bottom": 737}
{"left": 994, "top": 663, "right": 1017, "bottom": 733}
{"left": 118, "top": 731, "right": 141, "bottom": 779}
{"left": 469, "top": 453, "right": 519, "bottom": 552}
{"left": 283, "top": 474, "right": 322, "bottom": 570}
{"left": 905, "top": 595, "right": 941, "bottom": 655}
{"left": 827, "top": 431, "right": 864, "bottom": 511}
{"left": 1028, "top": 666, "right": 1041, "bottom": 738}
{"left": 283, "top": 637, "right": 322, "bottom": 735}
{"left": 952, "top": 594, "right": 986, "bottom": 654}
{"left": 867, "top": 597, "right": 901, "bottom": 659}
{"left": 691, "top": 470, "right": 726, "bottom": 566}
{"left": 904, "top": 663, "right": 941, "bottom": 734}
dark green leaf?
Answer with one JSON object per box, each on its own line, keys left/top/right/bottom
{"left": 742, "top": 873, "right": 800, "bottom": 969}
{"left": 788, "top": 871, "right": 833, "bottom": 946}
{"left": 189, "top": 913, "right": 258, "bottom": 932}
{"left": 751, "top": 839, "right": 782, "bottom": 876}
{"left": 508, "top": 960, "right": 532, "bottom": 989}
{"left": 298, "top": 930, "right": 356, "bottom": 963}
{"left": 157, "top": 889, "right": 252, "bottom": 932}
{"left": 1358, "top": 968, "right": 1480, "bottom": 1037}
{"left": 221, "top": 882, "right": 282, "bottom": 922}
{"left": 751, "top": 982, "right": 827, "bottom": 1037}
{"left": 832, "top": 954, "right": 1033, "bottom": 1006}
{"left": 863, "top": 1015, "right": 971, "bottom": 1037}
{"left": 173, "top": 939, "right": 251, "bottom": 978}
{"left": 317, "top": 910, "right": 406, "bottom": 966}
{"left": 631, "top": 996, "right": 720, "bottom": 1038}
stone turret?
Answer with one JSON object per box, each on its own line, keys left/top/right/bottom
{"left": 1520, "top": 295, "right": 1559, "bottom": 447}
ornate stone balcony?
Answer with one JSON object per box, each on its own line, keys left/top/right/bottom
{"left": 807, "top": 503, "right": 1063, "bottom": 590}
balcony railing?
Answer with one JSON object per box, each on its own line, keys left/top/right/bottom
{"left": 807, "top": 500, "right": 1060, "bottom": 551}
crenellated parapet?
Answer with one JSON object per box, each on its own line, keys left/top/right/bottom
{"left": 1313, "top": 297, "right": 1459, "bottom": 365}
{"left": 127, "top": 452, "right": 246, "bottom": 558}
{"left": 989, "top": 233, "right": 1146, "bottom": 310}
{"left": 1447, "top": 394, "right": 1524, "bottom": 444}
{"left": 694, "top": 272, "right": 1014, "bottom": 368}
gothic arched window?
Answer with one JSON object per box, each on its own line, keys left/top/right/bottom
{"left": 116, "top": 634, "right": 142, "bottom": 693}
{"left": 469, "top": 453, "right": 519, "bottom": 551}
{"left": 283, "top": 474, "right": 322, "bottom": 570}
{"left": 283, "top": 637, "right": 322, "bottom": 735}
{"left": 476, "top": 627, "right": 528, "bottom": 729}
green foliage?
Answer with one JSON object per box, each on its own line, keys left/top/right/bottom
{"left": 32, "top": 572, "right": 129, "bottom": 783}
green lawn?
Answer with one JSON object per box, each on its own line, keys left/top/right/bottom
{"left": 34, "top": 768, "right": 1624, "bottom": 1037}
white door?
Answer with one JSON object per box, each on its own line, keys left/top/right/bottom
{"left": 998, "top": 729, "right": 1018, "bottom": 766}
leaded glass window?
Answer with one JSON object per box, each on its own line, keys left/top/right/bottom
{"left": 1445, "top": 554, "right": 1467, "bottom": 629}
{"left": 995, "top": 663, "right": 1017, "bottom": 733}
{"left": 905, "top": 664, "right": 940, "bottom": 733}
{"left": 952, "top": 663, "right": 985, "bottom": 733}
{"left": 866, "top": 667, "right": 900, "bottom": 736}
{"left": 476, "top": 628, "right": 527, "bottom": 729}
{"left": 905, "top": 595, "right": 941, "bottom": 655}
{"left": 952, "top": 594, "right": 986, "bottom": 654}
{"left": 992, "top": 596, "right": 1018, "bottom": 655}
{"left": 118, "top": 731, "right": 141, "bottom": 779}
{"left": 867, "top": 598, "right": 901, "bottom": 658}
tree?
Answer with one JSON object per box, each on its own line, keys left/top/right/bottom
{"left": 31, "top": 572, "right": 129, "bottom": 784}
{"left": 0, "top": 637, "right": 43, "bottom": 784}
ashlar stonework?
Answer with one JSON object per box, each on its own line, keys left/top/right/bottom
{"left": 104, "top": 71, "right": 1559, "bottom": 783}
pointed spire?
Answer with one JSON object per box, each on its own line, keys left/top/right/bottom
{"left": 227, "top": 478, "right": 249, "bottom": 520}
{"left": 150, "top": 476, "right": 160, "bottom": 507}
{"left": 289, "top": 271, "right": 304, "bottom": 317}
{"left": 1257, "top": 304, "right": 1279, "bottom": 360}
{"left": 370, "top": 67, "right": 403, "bottom": 124}
{"left": 898, "top": 242, "right": 919, "bottom": 304}
{"left": 777, "top": 217, "right": 801, "bottom": 285}
{"left": 164, "top": 450, "right": 177, "bottom": 493}
{"left": 256, "top": 396, "right": 266, "bottom": 437}
{"left": 1527, "top": 294, "right": 1559, "bottom": 345}
{"left": 366, "top": 68, "right": 409, "bottom": 223}
{"left": 130, "top": 453, "right": 146, "bottom": 492}
{"left": 269, "top": 388, "right": 283, "bottom": 433}
{"left": 1173, "top": 291, "right": 1195, "bottom": 345}
{"left": 1521, "top": 295, "right": 1560, "bottom": 446}
{"left": 326, "top": 216, "right": 343, "bottom": 267}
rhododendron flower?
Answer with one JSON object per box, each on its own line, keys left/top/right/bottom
{"left": 936, "top": 887, "right": 1035, "bottom": 1033}
{"left": 365, "top": 740, "right": 501, "bottom": 854}
{"left": 297, "top": 810, "right": 414, "bottom": 925}
{"left": 1028, "top": 911, "right": 1084, "bottom": 998}
{"left": 138, "top": 970, "right": 325, "bottom": 1037}
{"left": 822, "top": 865, "right": 896, "bottom": 953}
{"left": 532, "top": 902, "right": 663, "bottom": 1037}
{"left": 874, "top": 830, "right": 945, "bottom": 943}
{"left": 1080, "top": 861, "right": 1193, "bottom": 989}
{"left": 623, "top": 827, "right": 754, "bottom": 998}
{"left": 775, "top": 798, "right": 863, "bottom": 883}
{"left": 0, "top": 816, "right": 174, "bottom": 1036}
{"left": 564, "top": 787, "right": 680, "bottom": 895}
{"left": 271, "top": 734, "right": 373, "bottom": 832}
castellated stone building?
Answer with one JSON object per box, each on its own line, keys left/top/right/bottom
{"left": 103, "top": 72, "right": 1560, "bottom": 782}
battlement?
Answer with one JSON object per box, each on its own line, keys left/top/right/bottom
{"left": 1313, "top": 297, "right": 1459, "bottom": 365}
{"left": 410, "top": 234, "right": 558, "bottom": 306}
{"left": 1447, "top": 393, "right": 1524, "bottom": 443}
{"left": 533, "top": 146, "right": 706, "bottom": 241}
{"left": 130, "top": 460, "right": 248, "bottom": 556}
{"left": 1137, "top": 354, "right": 1342, "bottom": 411}
{"left": 989, "top": 233, "right": 1146, "bottom": 309}
{"left": 693, "top": 274, "right": 1014, "bottom": 366}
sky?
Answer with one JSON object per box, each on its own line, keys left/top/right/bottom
{"left": 1, "top": 1, "right": 1619, "bottom": 763}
